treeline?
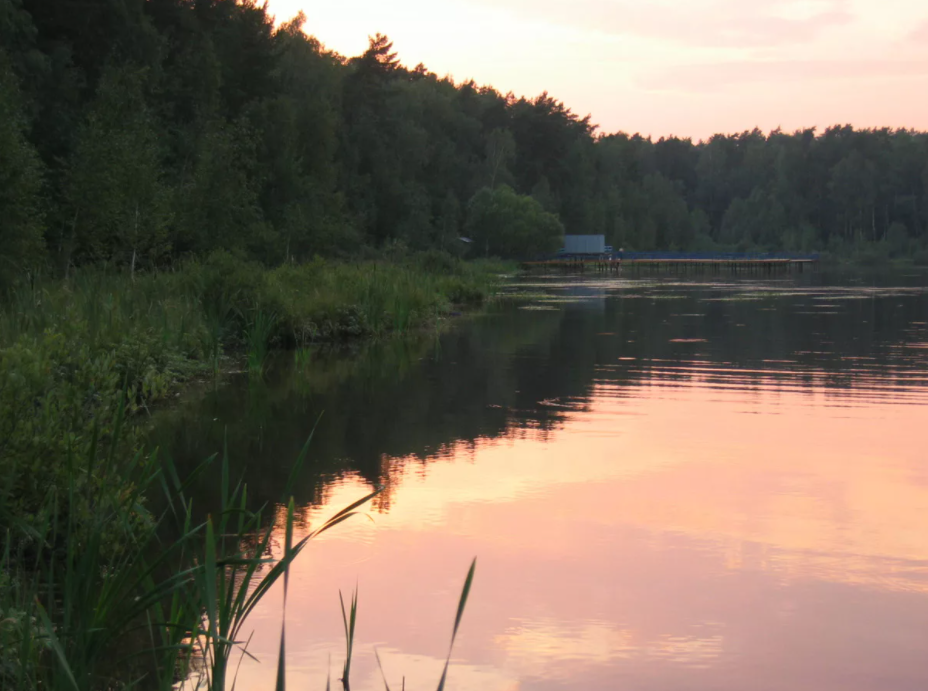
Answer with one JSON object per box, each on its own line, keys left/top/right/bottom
{"left": 2, "top": 0, "right": 928, "bottom": 284}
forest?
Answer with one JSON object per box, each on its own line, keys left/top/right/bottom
{"left": 3, "top": 0, "right": 928, "bottom": 286}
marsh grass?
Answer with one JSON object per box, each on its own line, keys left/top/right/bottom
{"left": 0, "top": 252, "right": 508, "bottom": 359}
{"left": 339, "top": 588, "right": 358, "bottom": 690}
{"left": 0, "top": 251, "right": 498, "bottom": 690}
{"left": 293, "top": 347, "right": 312, "bottom": 371}
{"left": 0, "top": 402, "right": 386, "bottom": 691}
{"left": 244, "top": 309, "right": 278, "bottom": 376}
{"left": 0, "top": 414, "right": 477, "bottom": 691}
{"left": 0, "top": 253, "right": 507, "bottom": 524}
{"left": 369, "top": 559, "right": 477, "bottom": 691}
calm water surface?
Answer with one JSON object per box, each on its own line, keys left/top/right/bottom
{"left": 155, "top": 271, "right": 928, "bottom": 691}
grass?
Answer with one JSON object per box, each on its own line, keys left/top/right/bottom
{"left": 337, "top": 562, "right": 477, "bottom": 691}
{"left": 339, "top": 588, "right": 358, "bottom": 690}
{"left": 0, "top": 250, "right": 499, "bottom": 690}
{"left": 0, "top": 251, "right": 509, "bottom": 528}
{"left": 0, "top": 398, "right": 477, "bottom": 690}
{"left": 245, "top": 309, "right": 278, "bottom": 376}
{"left": 0, "top": 251, "right": 510, "bottom": 354}
{"left": 293, "top": 347, "right": 312, "bottom": 372}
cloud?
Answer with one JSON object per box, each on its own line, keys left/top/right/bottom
{"left": 909, "top": 20, "right": 928, "bottom": 43}
{"left": 640, "top": 58, "right": 928, "bottom": 92}
{"left": 471, "top": 0, "right": 854, "bottom": 48}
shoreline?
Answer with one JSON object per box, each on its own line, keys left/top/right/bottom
{"left": 0, "top": 252, "right": 512, "bottom": 688}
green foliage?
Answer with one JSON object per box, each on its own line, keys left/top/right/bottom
{"left": 63, "top": 65, "right": 172, "bottom": 272}
{"left": 260, "top": 258, "right": 490, "bottom": 342}
{"left": 245, "top": 309, "right": 277, "bottom": 375}
{"left": 885, "top": 221, "right": 910, "bottom": 257}
{"left": 340, "top": 587, "right": 359, "bottom": 689}
{"left": 436, "top": 557, "right": 476, "bottom": 691}
{"left": 0, "top": 256, "right": 503, "bottom": 545}
{"left": 484, "top": 128, "right": 516, "bottom": 188}
{"left": 1, "top": 386, "right": 477, "bottom": 690}
{"left": 1, "top": 2, "right": 927, "bottom": 266}
{"left": 720, "top": 189, "right": 788, "bottom": 250}
{"left": 0, "top": 254, "right": 503, "bottom": 596}
{"left": 371, "top": 559, "right": 477, "bottom": 691}
{"left": 465, "top": 186, "right": 564, "bottom": 258}
{"left": 0, "top": 48, "right": 44, "bottom": 284}
{"left": 0, "top": 401, "right": 385, "bottom": 691}
{"left": 641, "top": 173, "right": 693, "bottom": 250}
{"left": 0, "top": 279, "right": 212, "bottom": 553}
{"left": 174, "top": 119, "right": 271, "bottom": 258}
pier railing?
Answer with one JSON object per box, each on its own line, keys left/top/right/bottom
{"left": 521, "top": 251, "right": 820, "bottom": 272}
{"left": 610, "top": 251, "right": 820, "bottom": 262}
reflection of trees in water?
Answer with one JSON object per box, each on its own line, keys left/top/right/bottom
{"left": 149, "top": 304, "right": 569, "bottom": 514}
{"left": 150, "top": 283, "right": 928, "bottom": 516}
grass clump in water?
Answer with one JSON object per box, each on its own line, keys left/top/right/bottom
{"left": 244, "top": 309, "right": 278, "bottom": 376}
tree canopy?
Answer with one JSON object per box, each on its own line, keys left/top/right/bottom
{"left": 1, "top": 0, "right": 927, "bottom": 281}
{"left": 465, "top": 186, "right": 564, "bottom": 259}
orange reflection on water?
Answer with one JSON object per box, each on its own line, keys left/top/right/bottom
{"left": 216, "top": 370, "right": 928, "bottom": 691}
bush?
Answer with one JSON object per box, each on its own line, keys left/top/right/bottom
{"left": 411, "top": 249, "right": 463, "bottom": 276}
{"left": 465, "top": 186, "right": 563, "bottom": 259}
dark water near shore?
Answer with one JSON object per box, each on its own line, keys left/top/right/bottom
{"left": 155, "top": 270, "right": 928, "bottom": 691}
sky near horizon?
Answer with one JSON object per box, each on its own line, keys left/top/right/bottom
{"left": 267, "top": 0, "right": 928, "bottom": 141}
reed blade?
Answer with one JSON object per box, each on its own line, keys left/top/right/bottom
{"left": 436, "top": 558, "right": 476, "bottom": 691}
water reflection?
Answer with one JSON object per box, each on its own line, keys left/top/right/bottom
{"left": 154, "top": 273, "right": 928, "bottom": 691}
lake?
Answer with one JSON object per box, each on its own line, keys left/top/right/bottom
{"left": 154, "top": 269, "right": 928, "bottom": 691}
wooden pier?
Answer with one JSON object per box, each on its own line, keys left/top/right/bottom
{"left": 522, "top": 253, "right": 819, "bottom": 274}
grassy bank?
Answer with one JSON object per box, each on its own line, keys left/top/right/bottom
{"left": 0, "top": 251, "right": 505, "bottom": 690}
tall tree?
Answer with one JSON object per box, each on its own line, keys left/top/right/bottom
{"left": 1, "top": 0, "right": 927, "bottom": 274}
{"left": 0, "top": 47, "right": 44, "bottom": 283}
{"left": 63, "top": 66, "right": 171, "bottom": 274}
{"left": 484, "top": 128, "right": 515, "bottom": 188}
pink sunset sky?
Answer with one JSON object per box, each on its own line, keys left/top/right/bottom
{"left": 267, "top": 0, "right": 928, "bottom": 141}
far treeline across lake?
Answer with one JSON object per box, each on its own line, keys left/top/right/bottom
{"left": 2, "top": 0, "right": 928, "bottom": 282}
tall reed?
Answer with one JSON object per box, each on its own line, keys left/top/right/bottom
{"left": 0, "top": 390, "right": 382, "bottom": 690}
{"left": 1, "top": 406, "right": 477, "bottom": 691}
{"left": 369, "top": 559, "right": 477, "bottom": 691}
{"left": 1, "top": 252, "right": 501, "bottom": 689}
{"left": 244, "top": 309, "right": 277, "bottom": 376}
